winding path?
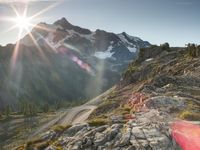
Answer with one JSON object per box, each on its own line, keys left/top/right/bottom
{"left": 29, "top": 105, "right": 96, "bottom": 138}
{"left": 59, "top": 105, "right": 96, "bottom": 125}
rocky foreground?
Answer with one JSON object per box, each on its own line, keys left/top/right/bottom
{"left": 45, "top": 115, "right": 173, "bottom": 150}
{"left": 20, "top": 96, "right": 188, "bottom": 150}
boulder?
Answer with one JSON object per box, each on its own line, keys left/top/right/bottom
{"left": 146, "top": 96, "right": 184, "bottom": 109}
{"left": 119, "top": 128, "right": 131, "bottom": 146}
{"left": 63, "top": 123, "right": 89, "bottom": 137}
{"left": 94, "top": 132, "right": 107, "bottom": 146}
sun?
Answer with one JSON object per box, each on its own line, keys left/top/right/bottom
{"left": 14, "top": 15, "right": 31, "bottom": 31}
{"left": 5, "top": 5, "right": 33, "bottom": 38}
{"left": 4, "top": 1, "right": 62, "bottom": 37}
{"left": 2, "top": 1, "right": 63, "bottom": 71}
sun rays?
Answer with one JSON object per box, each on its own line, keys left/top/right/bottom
{"left": 3, "top": 1, "right": 63, "bottom": 71}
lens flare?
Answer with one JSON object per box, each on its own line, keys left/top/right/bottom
{"left": 38, "top": 31, "right": 95, "bottom": 76}
{"left": 171, "top": 121, "right": 200, "bottom": 150}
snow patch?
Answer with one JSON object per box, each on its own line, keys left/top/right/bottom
{"left": 65, "top": 29, "right": 95, "bottom": 43}
{"left": 145, "top": 58, "right": 153, "bottom": 62}
{"left": 94, "top": 51, "right": 114, "bottom": 59}
{"left": 127, "top": 46, "right": 137, "bottom": 53}
{"left": 94, "top": 45, "right": 114, "bottom": 59}
{"left": 107, "top": 45, "right": 113, "bottom": 51}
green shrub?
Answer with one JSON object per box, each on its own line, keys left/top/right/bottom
{"left": 123, "top": 66, "right": 139, "bottom": 78}
{"left": 114, "top": 105, "right": 131, "bottom": 116}
{"left": 122, "top": 105, "right": 131, "bottom": 112}
{"left": 179, "top": 111, "right": 200, "bottom": 121}
{"left": 24, "top": 138, "right": 50, "bottom": 150}
{"left": 88, "top": 118, "right": 109, "bottom": 126}
{"left": 51, "top": 124, "right": 72, "bottom": 133}
{"left": 89, "top": 100, "right": 119, "bottom": 118}
{"left": 51, "top": 125, "right": 65, "bottom": 133}
{"left": 26, "top": 138, "right": 44, "bottom": 146}
{"left": 35, "top": 141, "right": 49, "bottom": 150}
{"left": 25, "top": 138, "right": 44, "bottom": 150}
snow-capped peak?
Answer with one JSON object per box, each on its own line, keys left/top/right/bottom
{"left": 19, "top": 18, "right": 150, "bottom": 61}
{"left": 117, "top": 32, "right": 141, "bottom": 45}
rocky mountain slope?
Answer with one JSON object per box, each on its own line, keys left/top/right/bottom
{"left": 15, "top": 44, "right": 200, "bottom": 150}
{"left": 0, "top": 18, "right": 150, "bottom": 111}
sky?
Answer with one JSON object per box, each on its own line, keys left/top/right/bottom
{"left": 0, "top": 0, "right": 199, "bottom": 46}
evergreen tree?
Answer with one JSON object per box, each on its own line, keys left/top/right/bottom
{"left": 41, "top": 103, "right": 50, "bottom": 113}
{"left": 28, "top": 103, "right": 37, "bottom": 116}
{"left": 54, "top": 100, "right": 62, "bottom": 110}
{"left": 197, "top": 45, "right": 200, "bottom": 57}
{"left": 5, "top": 105, "right": 11, "bottom": 118}
{"left": 187, "top": 43, "right": 199, "bottom": 57}
{"left": 18, "top": 100, "right": 25, "bottom": 114}
{"left": 161, "top": 43, "right": 170, "bottom": 51}
{"left": 18, "top": 101, "right": 37, "bottom": 116}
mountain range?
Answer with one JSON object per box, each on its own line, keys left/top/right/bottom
{"left": 0, "top": 17, "right": 150, "bottom": 110}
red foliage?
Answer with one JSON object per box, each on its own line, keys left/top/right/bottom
{"left": 126, "top": 92, "right": 149, "bottom": 112}
{"left": 124, "top": 114, "right": 135, "bottom": 120}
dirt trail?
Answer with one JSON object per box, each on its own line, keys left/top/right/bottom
{"left": 59, "top": 105, "right": 96, "bottom": 125}
{"left": 30, "top": 105, "right": 96, "bottom": 138}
